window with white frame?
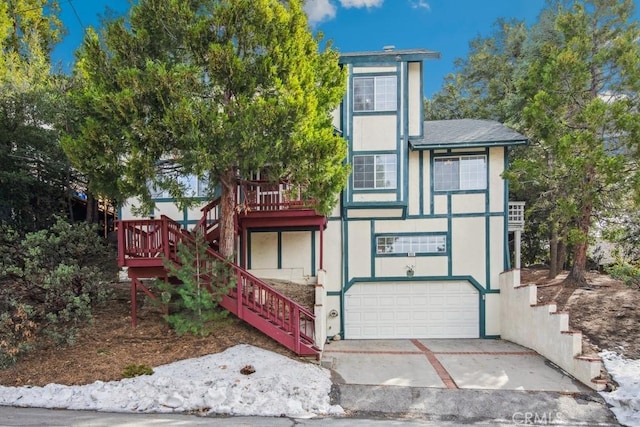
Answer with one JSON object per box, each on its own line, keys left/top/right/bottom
{"left": 376, "top": 235, "right": 447, "bottom": 255}
{"left": 433, "top": 155, "right": 487, "bottom": 191}
{"left": 353, "top": 76, "right": 397, "bottom": 112}
{"left": 353, "top": 154, "right": 397, "bottom": 190}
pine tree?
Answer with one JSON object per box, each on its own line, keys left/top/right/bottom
{"left": 157, "top": 231, "right": 234, "bottom": 336}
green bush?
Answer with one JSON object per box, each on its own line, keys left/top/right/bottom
{"left": 122, "top": 364, "right": 154, "bottom": 378}
{"left": 607, "top": 262, "right": 640, "bottom": 290}
{"left": 0, "top": 218, "right": 116, "bottom": 367}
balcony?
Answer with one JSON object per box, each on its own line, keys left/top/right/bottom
{"left": 508, "top": 201, "right": 525, "bottom": 232}
{"left": 236, "top": 180, "right": 327, "bottom": 230}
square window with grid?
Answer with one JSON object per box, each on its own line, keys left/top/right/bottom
{"left": 353, "top": 76, "right": 397, "bottom": 112}
{"left": 353, "top": 154, "right": 397, "bottom": 189}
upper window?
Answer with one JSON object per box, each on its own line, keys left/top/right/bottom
{"left": 433, "top": 155, "right": 487, "bottom": 191}
{"left": 376, "top": 234, "right": 447, "bottom": 255}
{"left": 353, "top": 76, "right": 397, "bottom": 112}
{"left": 353, "top": 154, "right": 397, "bottom": 190}
{"left": 150, "top": 173, "right": 209, "bottom": 198}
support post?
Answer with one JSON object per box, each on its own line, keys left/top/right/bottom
{"left": 515, "top": 229, "right": 522, "bottom": 269}
{"left": 131, "top": 278, "right": 138, "bottom": 328}
{"left": 319, "top": 226, "right": 324, "bottom": 270}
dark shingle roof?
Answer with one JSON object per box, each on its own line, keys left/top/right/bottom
{"left": 339, "top": 48, "right": 440, "bottom": 65}
{"left": 410, "top": 119, "right": 528, "bottom": 150}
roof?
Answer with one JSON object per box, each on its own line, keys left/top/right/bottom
{"left": 409, "top": 119, "right": 528, "bottom": 150}
{"left": 339, "top": 48, "right": 441, "bottom": 65}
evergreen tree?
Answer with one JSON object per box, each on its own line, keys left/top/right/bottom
{"left": 62, "top": 0, "right": 348, "bottom": 258}
{"left": 519, "top": 0, "right": 640, "bottom": 284}
{"left": 157, "top": 231, "right": 234, "bottom": 336}
{"left": 0, "top": 0, "right": 70, "bottom": 232}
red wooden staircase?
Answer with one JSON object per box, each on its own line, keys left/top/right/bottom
{"left": 117, "top": 207, "right": 320, "bottom": 357}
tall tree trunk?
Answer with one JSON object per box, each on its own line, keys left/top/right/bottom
{"left": 218, "top": 167, "right": 237, "bottom": 259}
{"left": 86, "top": 192, "right": 98, "bottom": 223}
{"left": 557, "top": 240, "right": 567, "bottom": 272}
{"left": 548, "top": 225, "right": 559, "bottom": 278}
{"left": 568, "top": 202, "right": 592, "bottom": 285}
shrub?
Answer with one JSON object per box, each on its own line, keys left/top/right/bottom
{"left": 0, "top": 218, "right": 117, "bottom": 367}
{"left": 0, "top": 303, "right": 37, "bottom": 368}
{"left": 122, "top": 364, "right": 154, "bottom": 378}
{"left": 607, "top": 262, "right": 640, "bottom": 290}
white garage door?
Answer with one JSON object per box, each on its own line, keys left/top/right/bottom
{"left": 345, "top": 281, "right": 479, "bottom": 339}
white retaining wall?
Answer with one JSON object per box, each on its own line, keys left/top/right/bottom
{"left": 499, "top": 270, "right": 604, "bottom": 391}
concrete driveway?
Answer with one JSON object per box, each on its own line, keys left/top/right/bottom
{"left": 322, "top": 339, "right": 588, "bottom": 392}
{"left": 322, "top": 339, "right": 619, "bottom": 425}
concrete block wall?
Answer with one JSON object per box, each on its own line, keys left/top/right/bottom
{"left": 499, "top": 270, "right": 605, "bottom": 391}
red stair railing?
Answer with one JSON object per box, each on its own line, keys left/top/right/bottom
{"left": 195, "top": 197, "right": 221, "bottom": 239}
{"left": 120, "top": 214, "right": 317, "bottom": 355}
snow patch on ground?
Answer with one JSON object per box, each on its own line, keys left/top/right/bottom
{"left": 599, "top": 350, "right": 640, "bottom": 427}
{"left": 0, "top": 344, "right": 344, "bottom": 418}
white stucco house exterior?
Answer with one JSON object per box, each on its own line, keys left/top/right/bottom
{"left": 119, "top": 47, "right": 528, "bottom": 341}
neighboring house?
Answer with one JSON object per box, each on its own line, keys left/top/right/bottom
{"left": 118, "top": 48, "right": 527, "bottom": 351}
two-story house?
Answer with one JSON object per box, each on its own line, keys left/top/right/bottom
{"left": 118, "top": 47, "right": 527, "bottom": 353}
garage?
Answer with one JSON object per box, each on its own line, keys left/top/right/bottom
{"left": 344, "top": 281, "right": 479, "bottom": 339}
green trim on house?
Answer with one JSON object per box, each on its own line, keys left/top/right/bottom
{"left": 504, "top": 146, "right": 511, "bottom": 271}
{"left": 416, "top": 61, "right": 425, "bottom": 139}
{"left": 344, "top": 201, "right": 406, "bottom": 209}
{"left": 352, "top": 189, "right": 397, "bottom": 194}
{"left": 485, "top": 154, "right": 491, "bottom": 290}
{"left": 447, "top": 194, "right": 453, "bottom": 276}
{"left": 352, "top": 111, "right": 399, "bottom": 117}
{"left": 410, "top": 139, "right": 528, "bottom": 150}
{"left": 399, "top": 62, "right": 406, "bottom": 204}
{"left": 419, "top": 151, "right": 425, "bottom": 215}
{"left": 370, "top": 220, "right": 376, "bottom": 277}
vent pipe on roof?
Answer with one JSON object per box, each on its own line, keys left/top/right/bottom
{"left": 383, "top": 45, "right": 395, "bottom": 51}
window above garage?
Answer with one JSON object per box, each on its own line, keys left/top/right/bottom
{"left": 376, "top": 233, "right": 447, "bottom": 256}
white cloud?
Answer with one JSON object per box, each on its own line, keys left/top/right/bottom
{"left": 339, "top": 0, "right": 384, "bottom": 8}
{"left": 410, "top": 0, "right": 430, "bottom": 10}
{"left": 304, "top": 0, "right": 337, "bottom": 26}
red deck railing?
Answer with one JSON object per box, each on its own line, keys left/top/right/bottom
{"left": 238, "top": 180, "right": 315, "bottom": 211}
{"left": 119, "top": 215, "right": 317, "bottom": 355}
{"left": 117, "top": 216, "right": 181, "bottom": 266}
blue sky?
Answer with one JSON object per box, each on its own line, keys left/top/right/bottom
{"left": 51, "top": 0, "right": 565, "bottom": 97}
